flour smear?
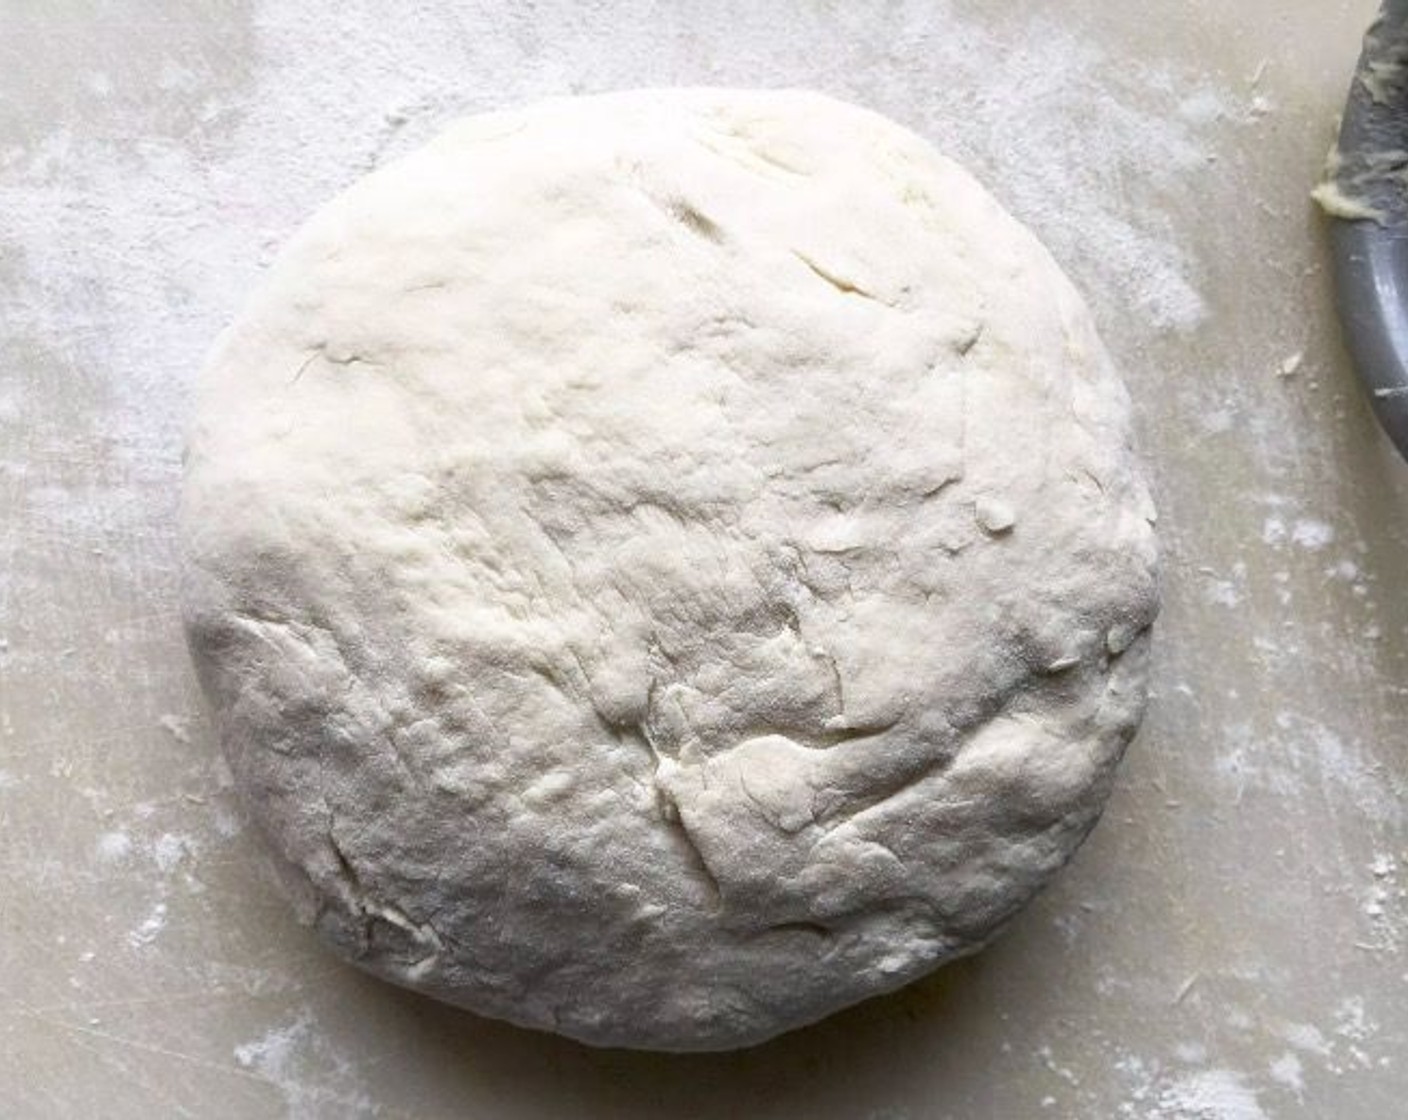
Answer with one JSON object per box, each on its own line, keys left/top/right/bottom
{"left": 1156, "top": 1069, "right": 1269, "bottom": 1120}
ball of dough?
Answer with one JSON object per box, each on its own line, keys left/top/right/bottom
{"left": 182, "top": 89, "right": 1158, "bottom": 1051}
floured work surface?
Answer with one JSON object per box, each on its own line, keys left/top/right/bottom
{"left": 2, "top": 1, "right": 1406, "bottom": 1116}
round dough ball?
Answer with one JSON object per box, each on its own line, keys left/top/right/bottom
{"left": 182, "top": 89, "right": 1158, "bottom": 1051}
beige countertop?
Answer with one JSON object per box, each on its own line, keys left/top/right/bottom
{"left": 2, "top": 1, "right": 1405, "bottom": 1117}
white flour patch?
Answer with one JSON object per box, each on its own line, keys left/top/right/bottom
{"left": 1155, "top": 1069, "right": 1267, "bottom": 1120}
{"left": 234, "top": 1015, "right": 312, "bottom": 1076}
{"left": 1213, "top": 712, "right": 1380, "bottom": 805}
{"left": 1279, "top": 1021, "right": 1333, "bottom": 1059}
{"left": 1290, "top": 519, "right": 1336, "bottom": 551}
{"left": 126, "top": 900, "right": 167, "bottom": 948}
{"left": 1114, "top": 1049, "right": 1154, "bottom": 1092}
{"left": 1173, "top": 1041, "right": 1209, "bottom": 1064}
{"left": 1271, "top": 711, "right": 1397, "bottom": 822}
{"left": 1263, "top": 514, "right": 1339, "bottom": 552}
{"left": 1328, "top": 558, "right": 1361, "bottom": 583}
{"left": 152, "top": 831, "right": 191, "bottom": 874}
{"left": 1036, "top": 1044, "right": 1083, "bottom": 1087}
{"left": 1115, "top": 1057, "right": 1269, "bottom": 1120}
{"left": 233, "top": 1011, "right": 376, "bottom": 1116}
{"left": 1272, "top": 1008, "right": 1386, "bottom": 1079}
{"left": 157, "top": 713, "right": 192, "bottom": 743}
{"left": 211, "top": 799, "right": 247, "bottom": 840}
{"left": 94, "top": 830, "right": 134, "bottom": 864}
{"left": 1268, "top": 1051, "right": 1304, "bottom": 1096}
{"left": 1333, "top": 995, "right": 1377, "bottom": 1044}
{"left": 1177, "top": 88, "right": 1228, "bottom": 126}
{"left": 1202, "top": 577, "right": 1242, "bottom": 609}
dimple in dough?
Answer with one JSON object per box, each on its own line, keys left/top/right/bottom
{"left": 182, "top": 88, "right": 1159, "bottom": 1052}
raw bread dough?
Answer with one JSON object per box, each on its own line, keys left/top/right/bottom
{"left": 182, "top": 89, "right": 1158, "bottom": 1052}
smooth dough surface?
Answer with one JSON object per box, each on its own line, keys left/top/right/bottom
{"left": 182, "top": 89, "right": 1159, "bottom": 1051}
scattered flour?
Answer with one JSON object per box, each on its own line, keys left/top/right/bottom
{"left": 1268, "top": 1051, "right": 1305, "bottom": 1097}
{"left": 1328, "top": 558, "right": 1361, "bottom": 582}
{"left": 157, "top": 713, "right": 192, "bottom": 743}
{"left": 1333, "top": 995, "right": 1377, "bottom": 1045}
{"left": 1155, "top": 1069, "right": 1268, "bottom": 1120}
{"left": 1173, "top": 1041, "right": 1210, "bottom": 1065}
{"left": 1271, "top": 711, "right": 1397, "bottom": 823}
{"left": 1214, "top": 708, "right": 1395, "bottom": 817}
{"left": 1036, "top": 1044, "right": 1083, "bottom": 1088}
{"left": 1116, "top": 1058, "right": 1269, "bottom": 1120}
{"left": 151, "top": 831, "right": 191, "bottom": 874}
{"left": 1290, "top": 519, "right": 1336, "bottom": 551}
{"left": 233, "top": 1012, "right": 376, "bottom": 1116}
{"left": 94, "top": 831, "right": 134, "bottom": 864}
{"left": 234, "top": 1015, "right": 314, "bottom": 1075}
{"left": 1279, "top": 1021, "right": 1333, "bottom": 1060}
{"left": 126, "top": 900, "right": 167, "bottom": 948}
{"left": 1270, "top": 1005, "right": 1387, "bottom": 1079}
{"left": 1262, "top": 515, "right": 1337, "bottom": 551}
{"left": 1201, "top": 574, "right": 1243, "bottom": 609}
